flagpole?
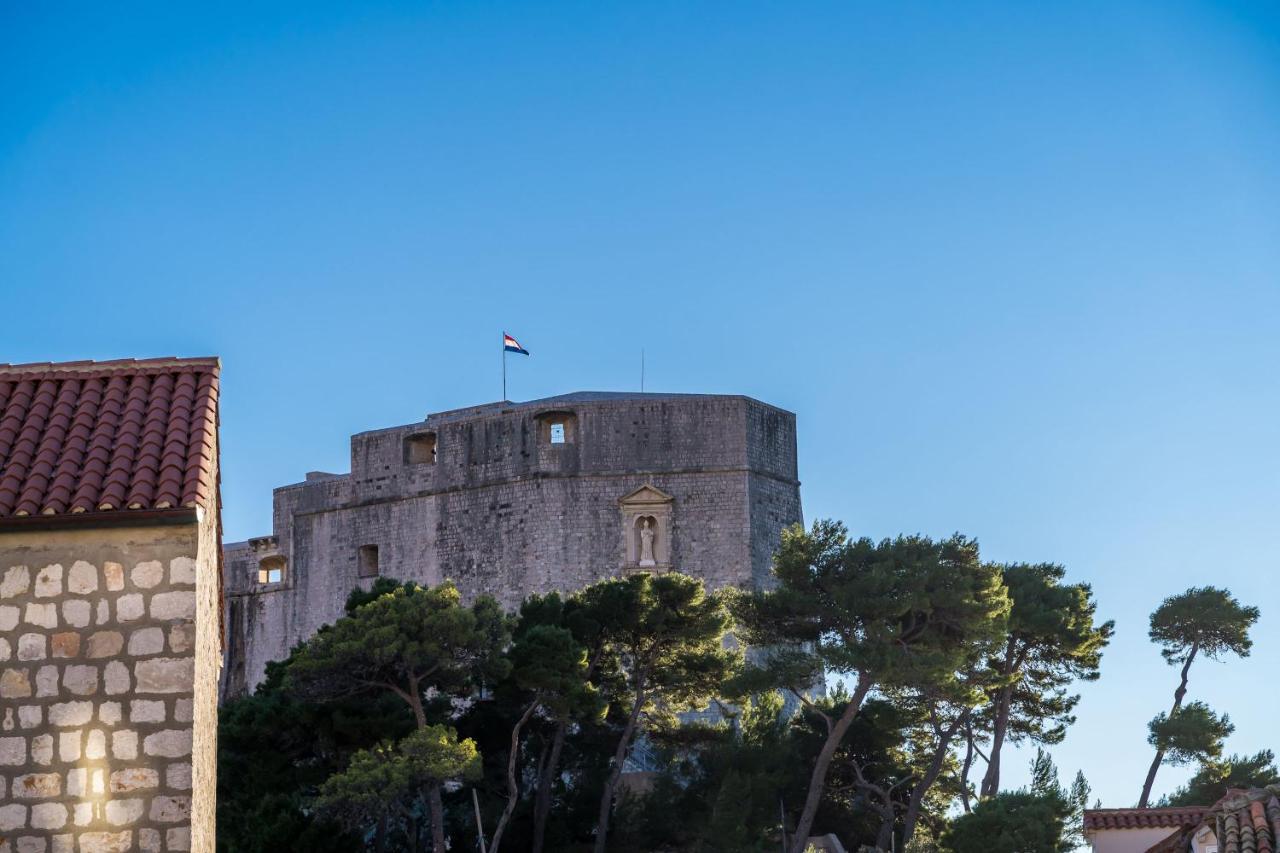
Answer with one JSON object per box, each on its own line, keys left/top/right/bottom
{"left": 502, "top": 338, "right": 507, "bottom": 401}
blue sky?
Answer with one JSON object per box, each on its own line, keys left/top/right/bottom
{"left": 3, "top": 1, "right": 1278, "bottom": 810}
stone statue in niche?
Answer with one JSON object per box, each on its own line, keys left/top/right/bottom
{"left": 638, "top": 517, "right": 656, "bottom": 566}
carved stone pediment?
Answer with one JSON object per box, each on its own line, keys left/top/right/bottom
{"left": 619, "top": 484, "right": 674, "bottom": 571}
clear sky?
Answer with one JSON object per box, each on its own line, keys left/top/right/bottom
{"left": 3, "top": 1, "right": 1277, "bottom": 811}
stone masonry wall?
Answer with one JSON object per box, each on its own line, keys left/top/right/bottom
{"left": 0, "top": 524, "right": 203, "bottom": 853}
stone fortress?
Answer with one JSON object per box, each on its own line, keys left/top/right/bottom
{"left": 221, "top": 392, "right": 802, "bottom": 697}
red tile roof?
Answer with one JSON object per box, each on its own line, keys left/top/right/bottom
{"left": 0, "top": 358, "right": 220, "bottom": 521}
{"left": 1205, "top": 788, "right": 1280, "bottom": 853}
{"left": 1083, "top": 806, "right": 1208, "bottom": 831}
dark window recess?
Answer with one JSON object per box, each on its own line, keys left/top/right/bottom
{"left": 405, "top": 432, "right": 437, "bottom": 464}
{"left": 257, "top": 556, "right": 286, "bottom": 585}
{"left": 550, "top": 423, "right": 565, "bottom": 444}
{"left": 358, "top": 545, "right": 380, "bottom": 578}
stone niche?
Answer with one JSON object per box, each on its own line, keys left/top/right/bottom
{"left": 618, "top": 485, "right": 674, "bottom": 571}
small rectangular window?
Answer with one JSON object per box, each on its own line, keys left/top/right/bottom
{"left": 258, "top": 557, "right": 286, "bottom": 585}
{"left": 405, "top": 432, "right": 437, "bottom": 465}
{"left": 550, "top": 423, "right": 565, "bottom": 444}
{"left": 358, "top": 545, "right": 380, "bottom": 578}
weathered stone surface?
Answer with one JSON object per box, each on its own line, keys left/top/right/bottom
{"left": 1, "top": 565, "right": 31, "bottom": 598}
{"left": 34, "top": 665, "right": 58, "bottom": 697}
{"left": 73, "top": 802, "right": 93, "bottom": 826}
{"left": 0, "top": 636, "right": 9, "bottom": 660}
{"left": 111, "top": 729, "right": 137, "bottom": 760}
{"left": 129, "top": 699, "right": 166, "bottom": 723}
{"left": 132, "top": 560, "right": 164, "bottom": 589}
{"left": 16, "top": 835, "right": 48, "bottom": 853}
{"left": 135, "top": 657, "right": 193, "bottom": 693}
{"left": 62, "top": 664, "right": 98, "bottom": 696}
{"left": 150, "top": 591, "right": 196, "bottom": 621}
{"left": 66, "top": 768, "right": 86, "bottom": 797}
{"left": 104, "top": 660, "right": 131, "bottom": 694}
{"left": 61, "top": 599, "right": 90, "bottom": 628}
{"left": 98, "top": 701, "right": 122, "bottom": 725}
{"left": 85, "top": 728, "right": 106, "bottom": 759}
{"left": 67, "top": 560, "right": 99, "bottom": 594}
{"left": 30, "top": 801, "right": 67, "bottom": 829}
{"left": 18, "top": 705, "right": 41, "bottom": 728}
{"left": 13, "top": 772, "right": 61, "bottom": 797}
{"left": 127, "top": 627, "right": 165, "bottom": 656}
{"left": 143, "top": 728, "right": 193, "bottom": 758}
{"left": 23, "top": 603, "right": 56, "bottom": 629}
{"left": 47, "top": 701, "right": 93, "bottom": 727}
{"left": 0, "top": 668, "right": 32, "bottom": 698}
{"left": 139, "top": 827, "right": 163, "bottom": 852}
{"left": 0, "top": 604, "right": 19, "bottom": 630}
{"left": 77, "top": 831, "right": 133, "bottom": 853}
{"left": 0, "top": 735, "right": 26, "bottom": 764}
{"left": 105, "top": 798, "right": 145, "bottom": 826}
{"left": 52, "top": 834, "right": 73, "bottom": 853}
{"left": 86, "top": 630, "right": 124, "bottom": 658}
{"left": 17, "top": 633, "right": 46, "bottom": 660}
{"left": 116, "top": 593, "right": 144, "bottom": 622}
{"left": 170, "top": 556, "right": 197, "bottom": 586}
{"left": 109, "top": 767, "right": 159, "bottom": 792}
{"left": 34, "top": 564, "right": 63, "bottom": 597}
{"left": 58, "top": 731, "right": 80, "bottom": 762}
{"left": 103, "top": 561, "right": 125, "bottom": 591}
{"left": 167, "top": 762, "right": 193, "bottom": 790}
{"left": 96, "top": 598, "right": 110, "bottom": 625}
{"left": 0, "top": 803, "right": 26, "bottom": 831}
{"left": 31, "top": 733, "right": 52, "bottom": 764}
{"left": 166, "top": 827, "right": 192, "bottom": 852}
{"left": 174, "top": 698, "right": 194, "bottom": 723}
{"left": 168, "top": 623, "right": 195, "bottom": 653}
{"left": 50, "top": 631, "right": 80, "bottom": 658}
{"left": 150, "top": 796, "right": 191, "bottom": 823}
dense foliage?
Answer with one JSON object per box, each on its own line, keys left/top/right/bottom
{"left": 216, "top": 521, "right": 1261, "bottom": 851}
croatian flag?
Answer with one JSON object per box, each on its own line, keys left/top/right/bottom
{"left": 503, "top": 333, "right": 530, "bottom": 355}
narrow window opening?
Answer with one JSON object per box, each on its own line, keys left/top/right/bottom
{"left": 358, "top": 545, "right": 381, "bottom": 578}
{"left": 258, "top": 556, "right": 286, "bottom": 585}
{"left": 405, "top": 432, "right": 437, "bottom": 465}
{"left": 550, "top": 423, "right": 566, "bottom": 444}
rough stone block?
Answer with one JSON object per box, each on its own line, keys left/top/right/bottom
{"left": 66, "top": 768, "right": 86, "bottom": 797}
{"left": 17, "top": 835, "right": 48, "bottom": 853}
{"left": 60, "top": 600, "right": 90, "bottom": 628}
{"left": 52, "top": 836, "right": 73, "bottom": 853}
{"left": 86, "top": 630, "right": 124, "bottom": 658}
{"left": 143, "top": 728, "right": 192, "bottom": 758}
{"left": 0, "top": 637, "right": 9, "bottom": 661}
{"left": 73, "top": 801, "right": 93, "bottom": 826}
{"left": 104, "top": 660, "right": 131, "bottom": 694}
{"left": 67, "top": 560, "right": 98, "bottom": 594}
{"left": 0, "top": 736, "right": 26, "bottom": 765}
{"left": 16, "top": 633, "right": 46, "bottom": 660}
{"left": 139, "top": 828, "right": 162, "bottom": 853}
{"left": 98, "top": 701, "right": 122, "bottom": 725}
{"left": 31, "top": 733, "right": 52, "bottom": 764}
{"left": 102, "top": 562, "right": 125, "bottom": 591}
{"left": 168, "top": 623, "right": 195, "bottom": 653}
{"left": 33, "top": 564, "right": 63, "bottom": 598}
{"left": 58, "top": 731, "right": 80, "bottom": 762}
{"left": 0, "top": 605, "right": 19, "bottom": 630}
{"left": 170, "top": 556, "right": 197, "bottom": 585}
{"left": 1, "top": 566, "right": 31, "bottom": 599}
{"left": 12, "top": 772, "right": 61, "bottom": 797}
{"left": 84, "top": 729, "right": 106, "bottom": 759}
{"left": 134, "top": 658, "right": 193, "bottom": 693}
{"left": 166, "top": 827, "right": 192, "bottom": 852}
{"left": 131, "top": 560, "right": 164, "bottom": 589}
{"left": 95, "top": 598, "right": 110, "bottom": 625}
{"left": 174, "top": 698, "right": 193, "bottom": 723}
{"left": 23, "top": 603, "right": 56, "bottom": 629}
{"left": 150, "top": 591, "right": 196, "bottom": 621}
{"left": 105, "top": 798, "right": 145, "bottom": 826}
{"left": 30, "top": 802, "right": 67, "bottom": 829}
{"left": 0, "top": 803, "right": 25, "bottom": 831}
{"left": 18, "top": 705, "right": 41, "bottom": 728}
{"left": 111, "top": 729, "right": 137, "bottom": 760}
{"left": 129, "top": 699, "right": 166, "bottom": 723}
{"left": 61, "top": 664, "right": 98, "bottom": 696}
{"left": 166, "top": 762, "right": 192, "bottom": 790}
{"left": 35, "top": 666, "right": 58, "bottom": 697}
{"left": 149, "top": 796, "right": 190, "bottom": 823}
{"left": 109, "top": 767, "right": 158, "bottom": 793}
{"left": 0, "top": 668, "right": 31, "bottom": 698}
{"left": 50, "top": 632, "right": 80, "bottom": 658}
{"left": 47, "top": 701, "right": 93, "bottom": 727}
{"left": 127, "top": 627, "right": 165, "bottom": 656}
{"left": 77, "top": 832, "right": 133, "bottom": 853}
{"left": 116, "top": 594, "right": 144, "bottom": 622}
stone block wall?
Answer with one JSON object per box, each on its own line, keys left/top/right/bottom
{"left": 0, "top": 524, "right": 210, "bottom": 853}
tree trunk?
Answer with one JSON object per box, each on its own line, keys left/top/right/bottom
{"left": 959, "top": 728, "right": 975, "bottom": 813}
{"left": 875, "top": 814, "right": 896, "bottom": 852}
{"left": 490, "top": 701, "right": 539, "bottom": 853}
{"left": 979, "top": 640, "right": 1020, "bottom": 799}
{"left": 1138, "top": 645, "right": 1198, "bottom": 807}
{"left": 531, "top": 723, "right": 566, "bottom": 853}
{"left": 593, "top": 674, "right": 650, "bottom": 853}
{"left": 788, "top": 672, "right": 874, "bottom": 853}
{"left": 901, "top": 713, "right": 966, "bottom": 848}
{"left": 429, "top": 782, "right": 446, "bottom": 853}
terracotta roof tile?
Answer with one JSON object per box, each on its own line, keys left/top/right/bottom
{"left": 0, "top": 357, "right": 220, "bottom": 521}
{"left": 1084, "top": 807, "right": 1208, "bottom": 831}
